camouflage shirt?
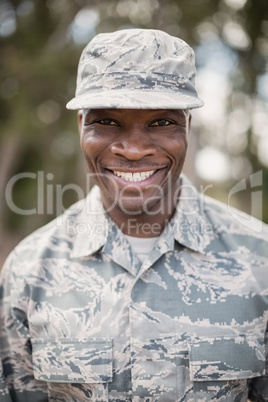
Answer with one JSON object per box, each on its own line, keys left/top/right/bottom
{"left": 1, "top": 175, "right": 268, "bottom": 401}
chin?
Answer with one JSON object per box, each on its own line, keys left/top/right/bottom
{"left": 116, "top": 201, "right": 145, "bottom": 216}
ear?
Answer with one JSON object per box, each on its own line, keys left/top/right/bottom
{"left": 77, "top": 110, "right": 83, "bottom": 134}
{"left": 188, "top": 112, "right": 192, "bottom": 131}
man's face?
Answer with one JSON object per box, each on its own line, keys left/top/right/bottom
{"left": 79, "top": 108, "right": 190, "bottom": 222}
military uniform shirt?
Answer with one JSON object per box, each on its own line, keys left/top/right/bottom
{"left": 1, "top": 176, "right": 268, "bottom": 401}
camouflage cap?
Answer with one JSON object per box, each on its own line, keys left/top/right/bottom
{"left": 66, "top": 28, "right": 204, "bottom": 110}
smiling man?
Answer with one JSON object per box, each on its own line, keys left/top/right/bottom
{"left": 78, "top": 107, "right": 190, "bottom": 237}
{"left": 1, "top": 29, "right": 268, "bottom": 402}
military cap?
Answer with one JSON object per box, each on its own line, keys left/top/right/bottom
{"left": 66, "top": 28, "right": 204, "bottom": 110}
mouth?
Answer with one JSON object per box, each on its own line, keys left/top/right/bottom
{"left": 112, "top": 170, "right": 156, "bottom": 182}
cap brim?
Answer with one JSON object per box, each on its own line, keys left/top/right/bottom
{"left": 66, "top": 90, "right": 204, "bottom": 110}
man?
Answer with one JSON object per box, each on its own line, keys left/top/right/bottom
{"left": 0, "top": 29, "right": 268, "bottom": 401}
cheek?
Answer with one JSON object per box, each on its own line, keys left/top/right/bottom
{"left": 80, "top": 135, "right": 100, "bottom": 174}
{"left": 166, "top": 135, "right": 188, "bottom": 163}
{"left": 80, "top": 130, "right": 105, "bottom": 160}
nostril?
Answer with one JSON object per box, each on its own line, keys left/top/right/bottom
{"left": 110, "top": 143, "right": 124, "bottom": 153}
{"left": 110, "top": 141, "right": 156, "bottom": 160}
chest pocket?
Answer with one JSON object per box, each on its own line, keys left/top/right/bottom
{"left": 31, "top": 337, "right": 113, "bottom": 384}
{"left": 188, "top": 334, "right": 265, "bottom": 400}
{"left": 188, "top": 334, "right": 265, "bottom": 381}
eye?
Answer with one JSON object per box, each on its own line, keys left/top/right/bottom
{"left": 150, "top": 119, "right": 174, "bottom": 127}
{"left": 84, "top": 117, "right": 119, "bottom": 127}
{"left": 97, "top": 119, "right": 119, "bottom": 126}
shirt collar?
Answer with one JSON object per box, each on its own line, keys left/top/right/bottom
{"left": 70, "top": 185, "right": 109, "bottom": 259}
{"left": 70, "top": 186, "right": 141, "bottom": 274}
{"left": 70, "top": 175, "right": 210, "bottom": 260}
{"left": 170, "top": 175, "right": 211, "bottom": 254}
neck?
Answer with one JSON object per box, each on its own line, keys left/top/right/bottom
{"left": 109, "top": 211, "right": 171, "bottom": 238}
{"left": 102, "top": 197, "right": 178, "bottom": 238}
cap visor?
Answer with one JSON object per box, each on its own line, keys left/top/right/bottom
{"left": 66, "top": 90, "right": 204, "bottom": 110}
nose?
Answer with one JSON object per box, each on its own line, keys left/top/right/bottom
{"left": 110, "top": 128, "right": 157, "bottom": 160}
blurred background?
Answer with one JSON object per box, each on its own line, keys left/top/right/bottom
{"left": 0, "top": 0, "right": 268, "bottom": 265}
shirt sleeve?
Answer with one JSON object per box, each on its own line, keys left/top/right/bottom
{"left": 248, "top": 323, "right": 268, "bottom": 401}
{"left": 0, "top": 369, "right": 12, "bottom": 402}
{"left": 0, "top": 253, "right": 48, "bottom": 402}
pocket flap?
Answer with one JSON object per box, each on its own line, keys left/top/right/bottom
{"left": 188, "top": 335, "right": 265, "bottom": 382}
{"left": 32, "top": 337, "right": 113, "bottom": 383}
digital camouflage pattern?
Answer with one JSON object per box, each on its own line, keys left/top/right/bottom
{"left": 66, "top": 29, "right": 204, "bottom": 111}
{"left": 0, "top": 175, "right": 268, "bottom": 401}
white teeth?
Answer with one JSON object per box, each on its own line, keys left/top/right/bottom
{"left": 125, "top": 173, "right": 132, "bottom": 180}
{"left": 132, "top": 173, "right": 140, "bottom": 182}
{"left": 112, "top": 170, "right": 155, "bottom": 182}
